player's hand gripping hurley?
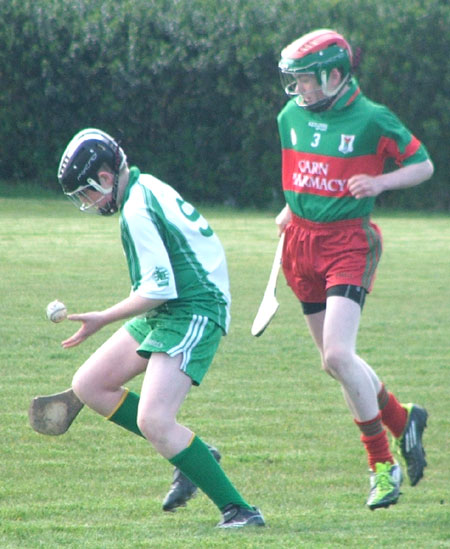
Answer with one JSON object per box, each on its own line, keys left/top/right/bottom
{"left": 251, "top": 233, "right": 285, "bottom": 337}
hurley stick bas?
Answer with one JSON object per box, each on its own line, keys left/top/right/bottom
{"left": 251, "top": 233, "right": 285, "bottom": 337}
{"left": 29, "top": 388, "right": 84, "bottom": 435}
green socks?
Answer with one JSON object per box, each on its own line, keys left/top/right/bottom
{"left": 170, "top": 435, "right": 251, "bottom": 511}
{"left": 108, "top": 393, "right": 251, "bottom": 512}
{"left": 107, "top": 389, "right": 143, "bottom": 437}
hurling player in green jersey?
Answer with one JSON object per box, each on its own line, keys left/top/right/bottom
{"left": 275, "top": 29, "right": 433, "bottom": 510}
{"left": 56, "top": 128, "right": 264, "bottom": 528}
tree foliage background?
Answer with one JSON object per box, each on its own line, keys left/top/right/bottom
{"left": 0, "top": 0, "right": 448, "bottom": 210}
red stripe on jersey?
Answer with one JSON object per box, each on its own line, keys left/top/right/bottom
{"left": 345, "top": 86, "right": 361, "bottom": 106}
{"left": 282, "top": 150, "right": 384, "bottom": 198}
{"left": 376, "top": 135, "right": 421, "bottom": 166}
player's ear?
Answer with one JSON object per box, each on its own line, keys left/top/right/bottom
{"left": 329, "top": 68, "right": 343, "bottom": 85}
{"left": 97, "top": 170, "right": 114, "bottom": 187}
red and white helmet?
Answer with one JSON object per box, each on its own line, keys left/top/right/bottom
{"left": 279, "top": 29, "right": 354, "bottom": 111}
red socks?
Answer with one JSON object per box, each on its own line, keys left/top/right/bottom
{"left": 355, "top": 412, "right": 393, "bottom": 470}
{"left": 377, "top": 384, "right": 408, "bottom": 438}
{"left": 355, "top": 385, "right": 408, "bottom": 469}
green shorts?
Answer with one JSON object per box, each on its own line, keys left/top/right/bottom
{"left": 124, "top": 312, "right": 223, "bottom": 386}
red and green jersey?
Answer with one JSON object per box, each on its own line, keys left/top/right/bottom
{"left": 277, "top": 78, "right": 430, "bottom": 222}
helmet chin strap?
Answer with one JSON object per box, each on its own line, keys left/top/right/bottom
{"left": 98, "top": 176, "right": 118, "bottom": 215}
{"left": 98, "top": 142, "right": 123, "bottom": 216}
{"left": 295, "top": 93, "right": 336, "bottom": 112}
{"left": 98, "top": 201, "right": 117, "bottom": 216}
{"left": 305, "top": 96, "right": 336, "bottom": 112}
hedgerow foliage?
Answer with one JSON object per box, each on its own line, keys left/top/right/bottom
{"left": 0, "top": 0, "right": 448, "bottom": 209}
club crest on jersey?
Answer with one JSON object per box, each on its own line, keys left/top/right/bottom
{"left": 338, "top": 134, "right": 355, "bottom": 154}
{"left": 151, "top": 266, "right": 170, "bottom": 287}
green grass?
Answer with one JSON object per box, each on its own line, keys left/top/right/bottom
{"left": 0, "top": 196, "right": 449, "bottom": 548}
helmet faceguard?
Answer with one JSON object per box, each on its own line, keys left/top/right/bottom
{"left": 278, "top": 29, "right": 353, "bottom": 112}
{"left": 57, "top": 128, "right": 127, "bottom": 215}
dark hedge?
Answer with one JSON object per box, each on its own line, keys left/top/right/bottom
{"left": 0, "top": 0, "right": 448, "bottom": 210}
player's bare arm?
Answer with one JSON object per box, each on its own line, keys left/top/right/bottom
{"left": 275, "top": 203, "right": 293, "bottom": 235}
{"left": 348, "top": 159, "right": 434, "bottom": 199}
{"left": 62, "top": 293, "right": 166, "bottom": 348}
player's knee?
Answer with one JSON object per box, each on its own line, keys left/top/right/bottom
{"left": 323, "top": 346, "right": 353, "bottom": 379}
{"left": 137, "top": 407, "right": 171, "bottom": 447}
{"left": 72, "top": 366, "right": 105, "bottom": 404}
{"left": 71, "top": 370, "right": 88, "bottom": 403}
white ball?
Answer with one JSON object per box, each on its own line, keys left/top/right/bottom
{"left": 46, "top": 300, "right": 67, "bottom": 323}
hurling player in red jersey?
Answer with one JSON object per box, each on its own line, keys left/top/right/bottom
{"left": 275, "top": 29, "right": 434, "bottom": 510}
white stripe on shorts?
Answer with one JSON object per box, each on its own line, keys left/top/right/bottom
{"left": 167, "top": 314, "right": 208, "bottom": 372}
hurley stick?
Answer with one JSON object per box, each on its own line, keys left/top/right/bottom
{"left": 251, "top": 233, "right": 285, "bottom": 337}
{"left": 29, "top": 388, "right": 84, "bottom": 435}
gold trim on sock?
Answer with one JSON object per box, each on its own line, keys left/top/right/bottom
{"left": 105, "top": 388, "right": 130, "bottom": 420}
{"left": 187, "top": 432, "right": 196, "bottom": 447}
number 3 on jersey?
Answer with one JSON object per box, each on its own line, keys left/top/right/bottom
{"left": 311, "top": 132, "right": 321, "bottom": 148}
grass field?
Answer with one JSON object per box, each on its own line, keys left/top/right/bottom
{"left": 0, "top": 196, "right": 449, "bottom": 548}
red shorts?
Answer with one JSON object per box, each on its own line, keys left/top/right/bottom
{"left": 282, "top": 215, "right": 383, "bottom": 304}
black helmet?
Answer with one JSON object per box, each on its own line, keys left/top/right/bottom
{"left": 57, "top": 128, "right": 126, "bottom": 215}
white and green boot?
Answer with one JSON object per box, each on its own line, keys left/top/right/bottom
{"left": 367, "top": 462, "right": 403, "bottom": 510}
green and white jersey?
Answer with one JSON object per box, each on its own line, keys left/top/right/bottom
{"left": 277, "top": 78, "right": 430, "bottom": 222}
{"left": 119, "top": 167, "right": 230, "bottom": 333}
